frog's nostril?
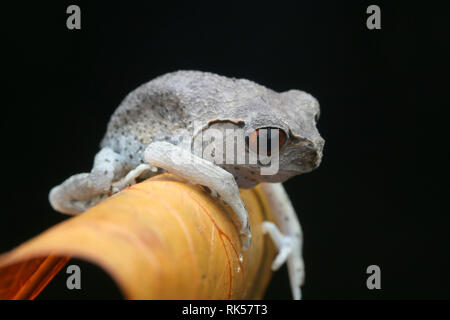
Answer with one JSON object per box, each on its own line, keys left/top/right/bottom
{"left": 293, "top": 146, "right": 321, "bottom": 170}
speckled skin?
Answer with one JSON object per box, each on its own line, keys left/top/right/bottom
{"left": 100, "top": 70, "right": 324, "bottom": 187}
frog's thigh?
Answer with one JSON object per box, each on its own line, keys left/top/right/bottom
{"left": 49, "top": 148, "right": 125, "bottom": 215}
{"left": 259, "top": 183, "right": 304, "bottom": 300}
{"left": 144, "top": 141, "right": 251, "bottom": 249}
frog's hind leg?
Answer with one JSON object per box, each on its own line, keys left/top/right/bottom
{"left": 49, "top": 147, "right": 127, "bottom": 215}
{"left": 260, "top": 183, "right": 305, "bottom": 300}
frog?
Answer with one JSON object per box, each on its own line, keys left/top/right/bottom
{"left": 49, "top": 70, "right": 325, "bottom": 300}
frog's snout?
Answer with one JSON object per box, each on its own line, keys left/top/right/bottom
{"left": 313, "top": 136, "right": 325, "bottom": 167}
{"left": 293, "top": 137, "right": 324, "bottom": 171}
{"left": 305, "top": 148, "right": 321, "bottom": 170}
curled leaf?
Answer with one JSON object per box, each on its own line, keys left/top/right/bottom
{"left": 0, "top": 173, "right": 276, "bottom": 299}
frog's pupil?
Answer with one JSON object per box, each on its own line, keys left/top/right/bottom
{"left": 256, "top": 128, "right": 273, "bottom": 156}
{"left": 266, "top": 129, "right": 272, "bottom": 156}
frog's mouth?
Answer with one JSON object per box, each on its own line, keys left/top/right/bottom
{"left": 219, "top": 164, "right": 290, "bottom": 188}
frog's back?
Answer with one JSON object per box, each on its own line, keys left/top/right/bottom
{"left": 100, "top": 70, "right": 275, "bottom": 166}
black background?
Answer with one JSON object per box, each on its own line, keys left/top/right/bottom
{"left": 1, "top": 1, "right": 448, "bottom": 299}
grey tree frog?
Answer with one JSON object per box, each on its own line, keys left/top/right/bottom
{"left": 49, "top": 70, "right": 324, "bottom": 299}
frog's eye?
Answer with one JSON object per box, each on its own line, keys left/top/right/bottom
{"left": 247, "top": 127, "right": 287, "bottom": 156}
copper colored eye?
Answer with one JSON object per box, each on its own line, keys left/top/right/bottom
{"left": 248, "top": 128, "right": 287, "bottom": 156}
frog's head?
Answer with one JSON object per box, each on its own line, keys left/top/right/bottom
{"left": 192, "top": 89, "right": 324, "bottom": 188}
{"left": 255, "top": 89, "right": 324, "bottom": 180}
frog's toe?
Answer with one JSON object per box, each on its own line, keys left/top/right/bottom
{"left": 271, "top": 237, "right": 293, "bottom": 270}
{"left": 240, "top": 226, "right": 252, "bottom": 251}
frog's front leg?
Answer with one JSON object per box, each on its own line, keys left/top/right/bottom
{"left": 260, "top": 183, "right": 305, "bottom": 300}
{"left": 144, "top": 141, "right": 251, "bottom": 250}
{"left": 110, "top": 163, "right": 158, "bottom": 193}
{"left": 49, "top": 148, "right": 126, "bottom": 214}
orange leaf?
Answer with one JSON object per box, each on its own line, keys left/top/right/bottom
{"left": 0, "top": 173, "right": 277, "bottom": 299}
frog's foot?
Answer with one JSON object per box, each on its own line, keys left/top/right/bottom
{"left": 258, "top": 183, "right": 305, "bottom": 300}
{"left": 144, "top": 141, "right": 251, "bottom": 250}
{"left": 262, "top": 221, "right": 304, "bottom": 300}
{"left": 49, "top": 148, "right": 126, "bottom": 214}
